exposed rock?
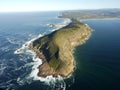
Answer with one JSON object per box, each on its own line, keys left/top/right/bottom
{"left": 29, "top": 19, "right": 92, "bottom": 77}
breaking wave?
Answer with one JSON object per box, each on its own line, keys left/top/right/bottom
{"left": 10, "top": 18, "right": 73, "bottom": 90}
{"left": 14, "top": 33, "right": 65, "bottom": 82}
{"left": 0, "top": 12, "right": 75, "bottom": 90}
{"left": 48, "top": 18, "right": 71, "bottom": 32}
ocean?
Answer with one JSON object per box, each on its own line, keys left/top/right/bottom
{"left": 0, "top": 12, "right": 120, "bottom": 90}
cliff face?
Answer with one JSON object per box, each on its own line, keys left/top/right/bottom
{"left": 30, "top": 20, "right": 92, "bottom": 77}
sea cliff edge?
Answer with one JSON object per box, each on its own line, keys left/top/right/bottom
{"left": 29, "top": 19, "right": 92, "bottom": 77}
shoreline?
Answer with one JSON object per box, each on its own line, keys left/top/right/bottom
{"left": 80, "top": 17, "right": 120, "bottom": 22}
{"left": 27, "top": 17, "right": 71, "bottom": 79}
{"left": 29, "top": 19, "right": 92, "bottom": 78}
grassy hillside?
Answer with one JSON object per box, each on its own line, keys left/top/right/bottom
{"left": 30, "top": 19, "right": 92, "bottom": 77}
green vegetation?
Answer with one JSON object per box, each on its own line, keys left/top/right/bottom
{"left": 59, "top": 9, "right": 120, "bottom": 20}
{"left": 30, "top": 19, "right": 92, "bottom": 77}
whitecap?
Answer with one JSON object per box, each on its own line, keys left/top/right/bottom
{"left": 49, "top": 18, "right": 71, "bottom": 32}
{"left": 14, "top": 34, "right": 43, "bottom": 84}
{"left": 7, "top": 38, "right": 16, "bottom": 44}
{"left": 14, "top": 24, "right": 72, "bottom": 89}
{"left": 0, "top": 66, "right": 6, "bottom": 76}
{"left": 14, "top": 34, "right": 43, "bottom": 54}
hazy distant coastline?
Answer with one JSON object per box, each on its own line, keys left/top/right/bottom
{"left": 59, "top": 9, "right": 120, "bottom": 20}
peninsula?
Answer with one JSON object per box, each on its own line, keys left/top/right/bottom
{"left": 30, "top": 19, "right": 92, "bottom": 77}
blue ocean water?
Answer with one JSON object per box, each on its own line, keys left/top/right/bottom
{"left": 69, "top": 20, "right": 120, "bottom": 90}
{"left": 0, "top": 12, "right": 69, "bottom": 90}
{"left": 0, "top": 12, "right": 120, "bottom": 90}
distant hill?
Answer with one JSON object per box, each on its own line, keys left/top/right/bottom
{"left": 59, "top": 9, "right": 120, "bottom": 20}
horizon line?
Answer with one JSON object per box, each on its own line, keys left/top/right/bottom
{"left": 0, "top": 8, "right": 120, "bottom": 13}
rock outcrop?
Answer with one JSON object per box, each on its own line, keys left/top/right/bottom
{"left": 30, "top": 19, "right": 92, "bottom": 77}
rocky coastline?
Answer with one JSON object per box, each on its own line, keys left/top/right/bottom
{"left": 29, "top": 19, "right": 92, "bottom": 77}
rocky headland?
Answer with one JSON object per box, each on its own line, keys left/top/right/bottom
{"left": 29, "top": 19, "right": 92, "bottom": 77}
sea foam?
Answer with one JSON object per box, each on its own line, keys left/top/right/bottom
{"left": 14, "top": 33, "right": 64, "bottom": 84}
{"left": 14, "top": 18, "right": 71, "bottom": 86}
{"left": 14, "top": 34, "right": 43, "bottom": 54}
{"left": 49, "top": 18, "right": 71, "bottom": 32}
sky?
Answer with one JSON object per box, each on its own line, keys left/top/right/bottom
{"left": 0, "top": 0, "right": 120, "bottom": 12}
